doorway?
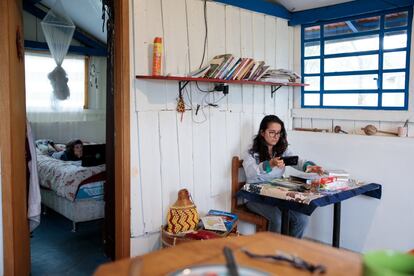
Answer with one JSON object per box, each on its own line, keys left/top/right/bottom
{"left": 0, "top": 0, "right": 130, "bottom": 274}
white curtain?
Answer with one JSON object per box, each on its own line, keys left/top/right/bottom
{"left": 27, "top": 121, "right": 41, "bottom": 232}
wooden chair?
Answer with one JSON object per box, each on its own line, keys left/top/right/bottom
{"left": 231, "top": 156, "right": 268, "bottom": 232}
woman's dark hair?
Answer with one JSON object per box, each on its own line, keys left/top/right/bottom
{"left": 249, "top": 115, "right": 288, "bottom": 162}
{"left": 65, "top": 139, "right": 83, "bottom": 159}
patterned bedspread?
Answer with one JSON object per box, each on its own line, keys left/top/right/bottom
{"left": 37, "top": 154, "right": 105, "bottom": 201}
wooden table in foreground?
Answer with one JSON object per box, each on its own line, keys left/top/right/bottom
{"left": 94, "top": 232, "right": 361, "bottom": 276}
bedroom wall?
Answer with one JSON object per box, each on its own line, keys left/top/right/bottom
{"left": 23, "top": 11, "right": 107, "bottom": 144}
{"left": 286, "top": 14, "right": 414, "bottom": 252}
{"left": 130, "top": 0, "right": 295, "bottom": 255}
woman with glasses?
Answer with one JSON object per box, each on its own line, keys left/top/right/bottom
{"left": 242, "top": 115, "right": 323, "bottom": 238}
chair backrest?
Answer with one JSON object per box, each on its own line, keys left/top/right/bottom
{"left": 231, "top": 156, "right": 246, "bottom": 211}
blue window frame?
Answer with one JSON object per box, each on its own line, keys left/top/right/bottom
{"left": 301, "top": 8, "right": 412, "bottom": 110}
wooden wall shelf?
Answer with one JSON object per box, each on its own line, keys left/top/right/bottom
{"left": 136, "top": 75, "right": 307, "bottom": 98}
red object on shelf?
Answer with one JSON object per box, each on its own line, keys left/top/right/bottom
{"left": 136, "top": 75, "right": 308, "bottom": 87}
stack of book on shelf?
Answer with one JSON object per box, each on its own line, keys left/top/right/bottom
{"left": 260, "top": 68, "right": 301, "bottom": 83}
{"left": 188, "top": 54, "right": 300, "bottom": 82}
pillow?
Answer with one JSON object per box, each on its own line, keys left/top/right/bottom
{"left": 35, "top": 139, "right": 56, "bottom": 156}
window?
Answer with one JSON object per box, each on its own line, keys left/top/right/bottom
{"left": 301, "top": 9, "right": 412, "bottom": 110}
{"left": 25, "top": 52, "right": 86, "bottom": 111}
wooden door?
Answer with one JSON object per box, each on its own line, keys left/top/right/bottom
{"left": 0, "top": 0, "right": 131, "bottom": 273}
{"left": 104, "top": 0, "right": 116, "bottom": 260}
{"left": 0, "top": 0, "right": 31, "bottom": 275}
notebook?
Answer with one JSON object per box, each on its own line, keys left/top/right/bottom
{"left": 82, "top": 144, "right": 106, "bottom": 167}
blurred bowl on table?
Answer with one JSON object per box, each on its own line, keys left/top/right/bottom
{"left": 363, "top": 250, "right": 414, "bottom": 276}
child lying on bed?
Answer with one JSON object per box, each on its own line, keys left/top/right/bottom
{"left": 52, "top": 139, "right": 83, "bottom": 161}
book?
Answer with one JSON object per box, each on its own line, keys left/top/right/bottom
{"left": 214, "top": 55, "right": 234, "bottom": 79}
{"left": 324, "top": 169, "right": 350, "bottom": 178}
{"left": 237, "top": 59, "right": 254, "bottom": 80}
{"left": 208, "top": 54, "right": 232, "bottom": 78}
{"left": 229, "top": 58, "right": 248, "bottom": 80}
{"left": 201, "top": 216, "right": 227, "bottom": 232}
{"left": 203, "top": 54, "right": 228, "bottom": 78}
{"left": 239, "top": 59, "right": 256, "bottom": 80}
{"left": 248, "top": 61, "right": 263, "bottom": 80}
{"left": 287, "top": 167, "right": 321, "bottom": 181}
{"left": 188, "top": 64, "right": 211, "bottom": 78}
{"left": 206, "top": 210, "right": 238, "bottom": 232}
{"left": 224, "top": 58, "right": 242, "bottom": 80}
{"left": 233, "top": 58, "right": 252, "bottom": 80}
{"left": 218, "top": 57, "right": 238, "bottom": 79}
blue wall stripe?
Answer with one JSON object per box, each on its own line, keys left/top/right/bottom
{"left": 25, "top": 40, "right": 107, "bottom": 57}
{"left": 289, "top": 0, "right": 414, "bottom": 26}
{"left": 213, "top": 0, "right": 291, "bottom": 19}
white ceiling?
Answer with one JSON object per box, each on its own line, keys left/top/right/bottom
{"left": 41, "top": 0, "right": 107, "bottom": 43}
{"left": 272, "top": 0, "right": 355, "bottom": 12}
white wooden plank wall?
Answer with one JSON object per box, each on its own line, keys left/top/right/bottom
{"left": 131, "top": 0, "right": 295, "bottom": 253}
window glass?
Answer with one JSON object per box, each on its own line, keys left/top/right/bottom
{"left": 304, "top": 41, "right": 320, "bottom": 57}
{"left": 325, "top": 55, "right": 378, "bottom": 73}
{"left": 383, "top": 72, "right": 405, "bottom": 89}
{"left": 304, "top": 59, "right": 320, "bottom": 74}
{"left": 323, "top": 93, "right": 378, "bottom": 106}
{"left": 325, "top": 35, "right": 379, "bottom": 55}
{"left": 383, "top": 51, "right": 406, "bottom": 70}
{"left": 304, "top": 76, "right": 320, "bottom": 91}
{"left": 304, "top": 26, "right": 320, "bottom": 40}
{"left": 385, "top": 11, "right": 408, "bottom": 29}
{"left": 303, "top": 93, "right": 320, "bottom": 106}
{"left": 302, "top": 9, "right": 411, "bottom": 110}
{"left": 324, "top": 74, "right": 378, "bottom": 90}
{"left": 382, "top": 93, "right": 405, "bottom": 107}
{"left": 25, "top": 53, "right": 85, "bottom": 111}
{"left": 384, "top": 30, "right": 407, "bottom": 49}
{"left": 324, "top": 16, "right": 380, "bottom": 37}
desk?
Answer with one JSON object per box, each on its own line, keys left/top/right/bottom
{"left": 238, "top": 183, "right": 381, "bottom": 247}
{"left": 94, "top": 232, "right": 362, "bottom": 276}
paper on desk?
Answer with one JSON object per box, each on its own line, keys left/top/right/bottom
{"left": 285, "top": 166, "right": 321, "bottom": 180}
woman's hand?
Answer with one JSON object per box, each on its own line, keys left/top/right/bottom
{"left": 270, "top": 157, "right": 285, "bottom": 169}
{"left": 306, "top": 165, "right": 324, "bottom": 175}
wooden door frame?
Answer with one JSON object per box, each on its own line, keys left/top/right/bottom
{"left": 0, "top": 0, "right": 131, "bottom": 274}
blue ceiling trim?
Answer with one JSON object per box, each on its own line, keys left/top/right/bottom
{"left": 289, "top": 0, "right": 414, "bottom": 26}
{"left": 213, "top": 0, "right": 291, "bottom": 19}
{"left": 22, "top": 1, "right": 107, "bottom": 51}
{"left": 25, "top": 40, "right": 107, "bottom": 56}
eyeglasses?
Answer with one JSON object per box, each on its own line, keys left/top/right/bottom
{"left": 267, "top": 130, "right": 282, "bottom": 138}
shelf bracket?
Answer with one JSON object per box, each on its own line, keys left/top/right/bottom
{"left": 178, "top": 80, "right": 190, "bottom": 95}
{"left": 271, "top": 85, "right": 282, "bottom": 98}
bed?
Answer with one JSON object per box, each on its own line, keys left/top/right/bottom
{"left": 36, "top": 153, "right": 106, "bottom": 232}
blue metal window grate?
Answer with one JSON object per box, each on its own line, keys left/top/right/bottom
{"left": 301, "top": 7, "right": 413, "bottom": 110}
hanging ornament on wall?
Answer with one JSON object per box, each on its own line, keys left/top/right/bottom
{"left": 89, "top": 63, "right": 99, "bottom": 89}
{"left": 176, "top": 91, "right": 186, "bottom": 122}
{"left": 41, "top": 0, "right": 75, "bottom": 101}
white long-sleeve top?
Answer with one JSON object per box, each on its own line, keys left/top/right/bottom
{"left": 242, "top": 147, "right": 311, "bottom": 184}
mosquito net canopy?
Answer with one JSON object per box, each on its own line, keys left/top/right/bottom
{"left": 41, "top": 0, "right": 75, "bottom": 101}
